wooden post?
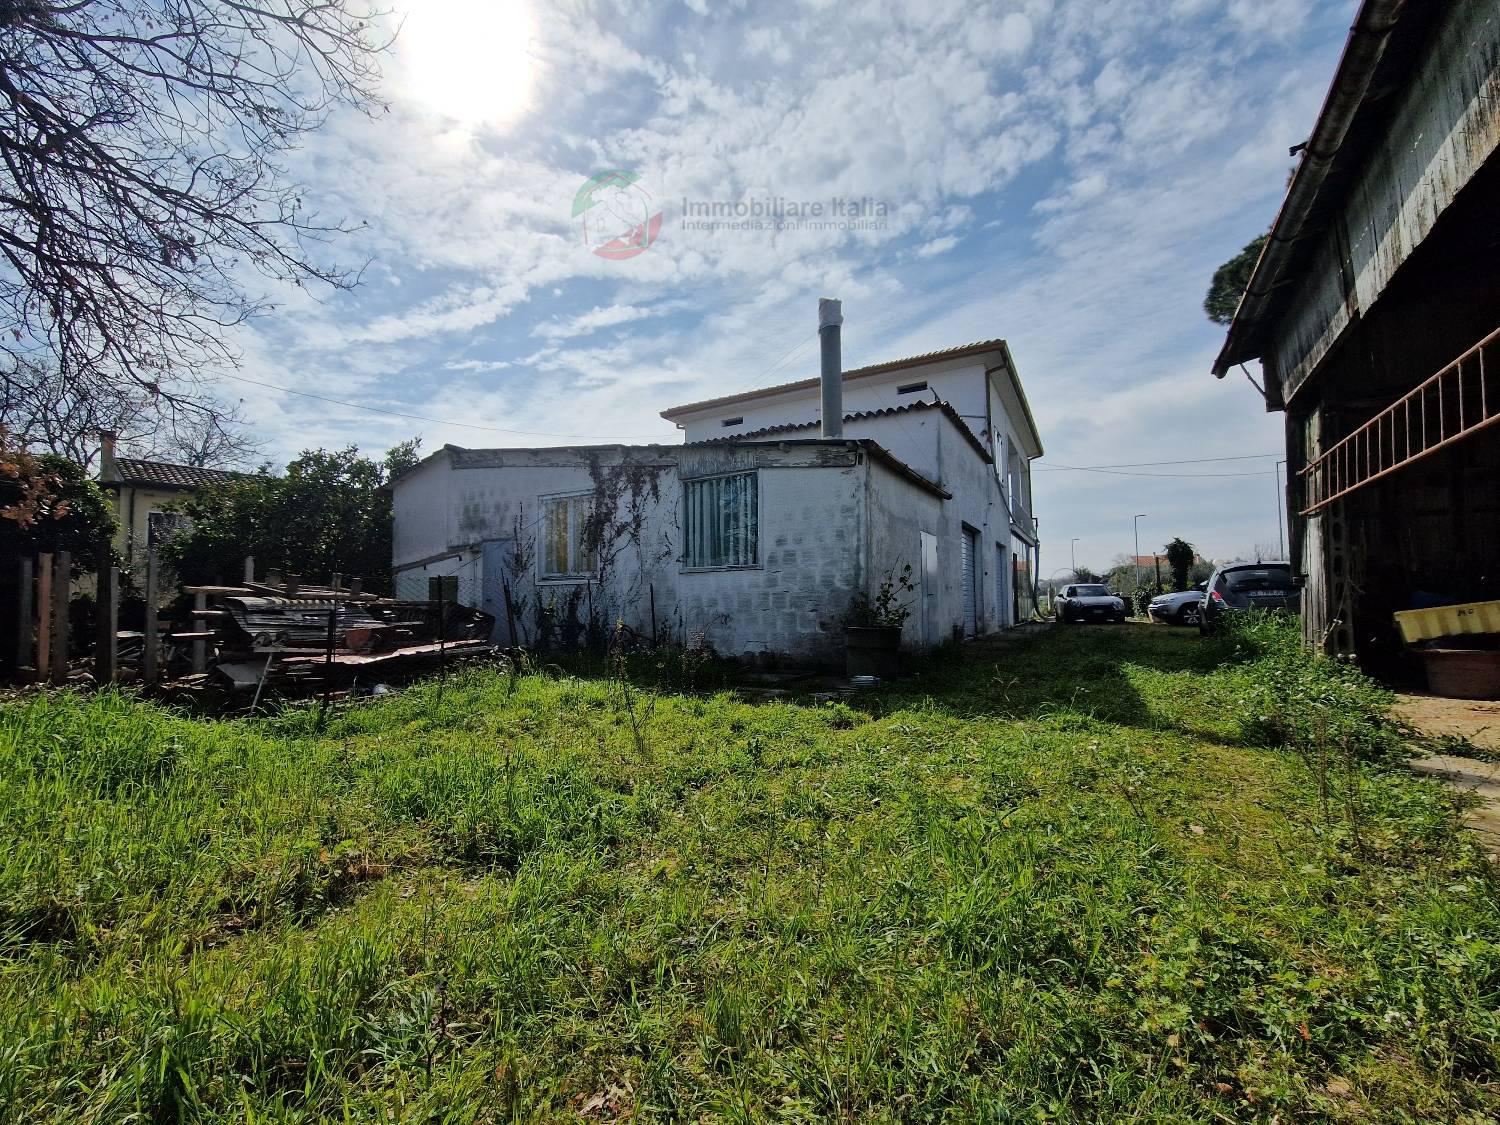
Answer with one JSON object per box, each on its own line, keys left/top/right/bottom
{"left": 192, "top": 590, "right": 207, "bottom": 674}
{"left": 502, "top": 579, "right": 518, "bottom": 649}
{"left": 94, "top": 557, "right": 118, "bottom": 684}
{"left": 35, "top": 552, "right": 52, "bottom": 682}
{"left": 430, "top": 575, "right": 448, "bottom": 702}
{"left": 319, "top": 601, "right": 338, "bottom": 717}
{"left": 143, "top": 551, "right": 159, "bottom": 682}
{"left": 50, "top": 551, "right": 69, "bottom": 685}
{"left": 15, "top": 556, "right": 34, "bottom": 677}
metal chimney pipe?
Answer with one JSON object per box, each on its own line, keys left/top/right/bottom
{"left": 819, "top": 297, "right": 843, "bottom": 439}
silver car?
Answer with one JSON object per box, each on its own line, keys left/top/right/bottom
{"left": 1148, "top": 583, "right": 1207, "bottom": 626}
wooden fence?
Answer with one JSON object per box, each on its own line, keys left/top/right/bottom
{"left": 6, "top": 549, "right": 179, "bottom": 685}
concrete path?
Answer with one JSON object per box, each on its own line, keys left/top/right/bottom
{"left": 1394, "top": 694, "right": 1500, "bottom": 859}
{"left": 1407, "top": 754, "right": 1500, "bottom": 860}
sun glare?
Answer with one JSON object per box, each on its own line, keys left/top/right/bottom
{"left": 395, "top": 0, "right": 536, "bottom": 129}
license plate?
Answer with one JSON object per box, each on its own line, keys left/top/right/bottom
{"left": 1248, "top": 590, "right": 1295, "bottom": 599}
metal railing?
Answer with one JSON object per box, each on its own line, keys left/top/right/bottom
{"left": 1300, "top": 324, "right": 1500, "bottom": 515}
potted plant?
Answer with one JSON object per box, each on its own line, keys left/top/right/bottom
{"left": 844, "top": 564, "right": 915, "bottom": 678}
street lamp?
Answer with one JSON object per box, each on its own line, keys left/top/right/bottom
{"left": 1070, "top": 537, "right": 1079, "bottom": 575}
{"left": 1132, "top": 514, "right": 1147, "bottom": 597}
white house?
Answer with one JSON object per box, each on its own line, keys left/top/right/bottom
{"left": 391, "top": 312, "right": 1043, "bottom": 664}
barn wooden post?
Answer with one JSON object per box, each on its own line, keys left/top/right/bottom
{"left": 15, "top": 556, "right": 34, "bottom": 678}
{"left": 319, "top": 601, "right": 338, "bottom": 718}
{"left": 192, "top": 590, "right": 208, "bottom": 674}
{"left": 94, "top": 556, "right": 119, "bottom": 684}
{"left": 49, "top": 550, "right": 69, "bottom": 685}
{"left": 143, "top": 551, "right": 160, "bottom": 682}
{"left": 35, "top": 552, "right": 52, "bottom": 682}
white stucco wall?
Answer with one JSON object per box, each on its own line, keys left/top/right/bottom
{"left": 393, "top": 442, "right": 879, "bottom": 662}
{"left": 668, "top": 353, "right": 1038, "bottom": 547}
{"left": 392, "top": 420, "right": 1022, "bottom": 661}
{"left": 672, "top": 359, "right": 992, "bottom": 448}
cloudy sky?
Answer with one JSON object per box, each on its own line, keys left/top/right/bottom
{"left": 226, "top": 0, "right": 1356, "bottom": 573}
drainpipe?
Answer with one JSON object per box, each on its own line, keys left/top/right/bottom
{"left": 819, "top": 297, "right": 843, "bottom": 439}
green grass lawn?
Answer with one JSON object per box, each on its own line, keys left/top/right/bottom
{"left": 1, "top": 624, "right": 1497, "bottom": 1122}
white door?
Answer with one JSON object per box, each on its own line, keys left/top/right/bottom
{"left": 920, "top": 531, "right": 939, "bottom": 645}
{"left": 961, "top": 528, "right": 978, "bottom": 637}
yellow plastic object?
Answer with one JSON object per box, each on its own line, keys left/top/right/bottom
{"left": 1393, "top": 599, "right": 1500, "bottom": 643}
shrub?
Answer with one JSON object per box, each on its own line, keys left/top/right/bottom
{"left": 1227, "top": 613, "right": 1401, "bottom": 763}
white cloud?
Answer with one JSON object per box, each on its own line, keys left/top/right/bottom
{"left": 444, "top": 359, "right": 512, "bottom": 372}
{"left": 532, "top": 303, "right": 666, "bottom": 339}
{"left": 222, "top": 0, "right": 1359, "bottom": 562}
{"left": 916, "top": 235, "right": 959, "bottom": 257}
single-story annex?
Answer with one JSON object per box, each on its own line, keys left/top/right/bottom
{"left": 392, "top": 311, "right": 1043, "bottom": 663}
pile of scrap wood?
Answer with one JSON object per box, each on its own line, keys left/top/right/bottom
{"left": 168, "top": 573, "right": 495, "bottom": 704}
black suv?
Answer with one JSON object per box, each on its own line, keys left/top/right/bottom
{"left": 1200, "top": 562, "right": 1300, "bottom": 634}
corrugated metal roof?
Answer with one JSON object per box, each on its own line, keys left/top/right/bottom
{"left": 1211, "top": 0, "right": 1440, "bottom": 377}
{"left": 111, "top": 458, "right": 243, "bottom": 490}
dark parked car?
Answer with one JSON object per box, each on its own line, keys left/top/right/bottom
{"left": 1054, "top": 583, "right": 1127, "bottom": 624}
{"left": 1147, "top": 582, "right": 1207, "bottom": 626}
{"left": 1199, "top": 562, "right": 1301, "bottom": 633}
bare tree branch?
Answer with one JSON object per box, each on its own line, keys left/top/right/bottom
{"left": 0, "top": 0, "right": 389, "bottom": 405}
{"left": 0, "top": 354, "right": 263, "bottom": 466}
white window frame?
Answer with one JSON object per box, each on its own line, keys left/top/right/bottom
{"left": 681, "top": 470, "right": 760, "bottom": 570}
{"left": 539, "top": 491, "right": 597, "bottom": 580}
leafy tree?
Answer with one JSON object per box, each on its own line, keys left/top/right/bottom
{"left": 1204, "top": 234, "right": 1268, "bottom": 325}
{"left": 164, "top": 442, "right": 415, "bottom": 593}
{"left": 383, "top": 437, "right": 424, "bottom": 480}
{"left": 0, "top": 438, "right": 117, "bottom": 568}
{"left": 1164, "top": 538, "right": 1196, "bottom": 591}
{"left": 0, "top": 0, "right": 386, "bottom": 431}
{"left": 1071, "top": 566, "right": 1102, "bottom": 584}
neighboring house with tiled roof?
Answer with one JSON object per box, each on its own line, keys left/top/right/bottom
{"left": 392, "top": 317, "right": 1046, "bottom": 662}
{"left": 96, "top": 432, "right": 246, "bottom": 571}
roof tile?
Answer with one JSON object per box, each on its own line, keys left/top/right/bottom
{"left": 111, "top": 458, "right": 244, "bottom": 490}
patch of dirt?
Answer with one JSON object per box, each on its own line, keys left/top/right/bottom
{"left": 1395, "top": 693, "right": 1500, "bottom": 753}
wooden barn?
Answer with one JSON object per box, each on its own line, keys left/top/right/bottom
{"left": 1214, "top": 0, "right": 1500, "bottom": 681}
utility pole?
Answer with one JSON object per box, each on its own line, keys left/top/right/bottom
{"left": 1132, "top": 514, "right": 1146, "bottom": 597}
{"left": 1070, "top": 537, "right": 1079, "bottom": 576}
{"left": 1275, "top": 460, "right": 1287, "bottom": 561}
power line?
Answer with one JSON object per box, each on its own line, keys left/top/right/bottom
{"left": 1033, "top": 453, "right": 1280, "bottom": 472}
{"left": 1040, "top": 464, "right": 1275, "bottom": 478}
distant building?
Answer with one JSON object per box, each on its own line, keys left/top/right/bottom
{"left": 1213, "top": 0, "right": 1500, "bottom": 675}
{"left": 96, "top": 432, "right": 240, "bottom": 573}
{"left": 392, "top": 332, "right": 1044, "bottom": 663}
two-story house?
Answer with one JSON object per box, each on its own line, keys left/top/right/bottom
{"left": 391, "top": 313, "right": 1043, "bottom": 663}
